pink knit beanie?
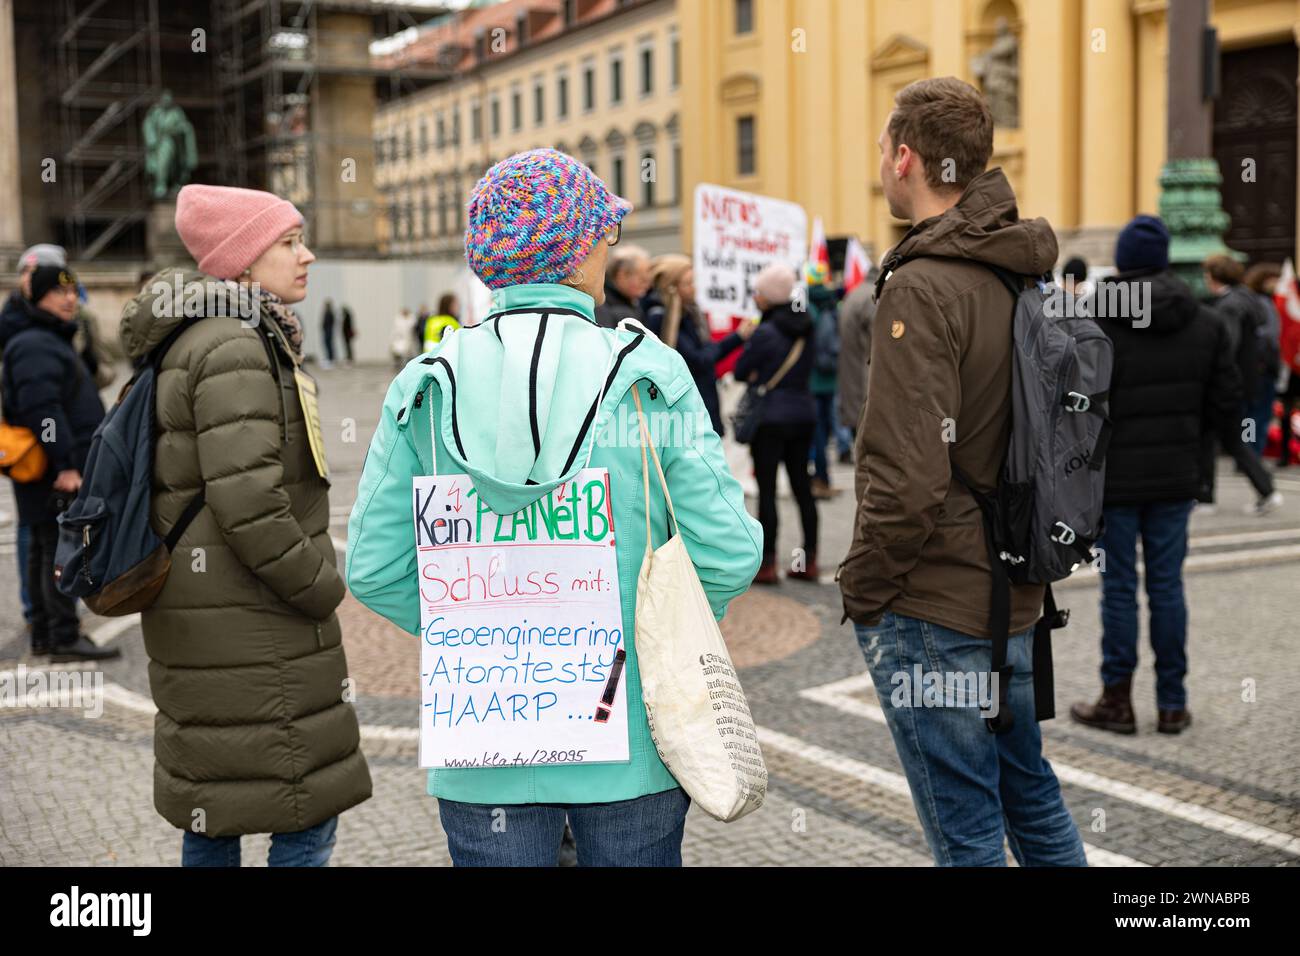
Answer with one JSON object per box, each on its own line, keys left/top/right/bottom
{"left": 174, "top": 185, "right": 304, "bottom": 280}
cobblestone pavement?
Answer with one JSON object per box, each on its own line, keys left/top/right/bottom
{"left": 2, "top": 364, "right": 1298, "bottom": 866}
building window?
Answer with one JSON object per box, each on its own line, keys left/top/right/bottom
{"left": 422, "top": 196, "right": 431, "bottom": 238}
{"left": 375, "top": 137, "right": 385, "bottom": 165}
{"left": 557, "top": 73, "right": 569, "bottom": 119}
{"left": 454, "top": 178, "right": 464, "bottom": 231}
{"left": 533, "top": 78, "right": 545, "bottom": 126}
{"left": 452, "top": 109, "right": 461, "bottom": 145}
{"left": 670, "top": 30, "right": 680, "bottom": 89}
{"left": 564, "top": 0, "right": 577, "bottom": 27}
{"left": 582, "top": 62, "right": 595, "bottom": 112}
{"left": 737, "top": 115, "right": 756, "bottom": 176}
{"left": 735, "top": 0, "right": 754, "bottom": 34}
{"left": 640, "top": 149, "right": 655, "bottom": 207}
{"left": 474, "top": 31, "right": 487, "bottom": 62}
{"left": 611, "top": 154, "right": 625, "bottom": 199}
{"left": 490, "top": 95, "right": 501, "bottom": 137}
{"left": 435, "top": 114, "right": 444, "bottom": 149}
{"left": 406, "top": 200, "right": 416, "bottom": 240}
{"left": 639, "top": 42, "right": 654, "bottom": 96}
{"left": 471, "top": 102, "right": 482, "bottom": 142}
{"left": 609, "top": 53, "right": 623, "bottom": 106}
{"left": 404, "top": 127, "right": 412, "bottom": 160}
{"left": 516, "top": 13, "right": 528, "bottom": 46}
{"left": 419, "top": 120, "right": 428, "bottom": 154}
{"left": 511, "top": 86, "right": 522, "bottom": 131}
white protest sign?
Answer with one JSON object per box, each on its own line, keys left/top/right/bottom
{"left": 693, "top": 183, "right": 808, "bottom": 321}
{"left": 412, "top": 468, "right": 629, "bottom": 769}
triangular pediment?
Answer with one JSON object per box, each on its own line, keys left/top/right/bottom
{"left": 871, "top": 34, "right": 929, "bottom": 72}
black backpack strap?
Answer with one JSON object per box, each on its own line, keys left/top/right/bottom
{"left": 1034, "top": 584, "right": 1068, "bottom": 722}
{"left": 163, "top": 488, "right": 206, "bottom": 552}
{"left": 950, "top": 461, "right": 1015, "bottom": 734}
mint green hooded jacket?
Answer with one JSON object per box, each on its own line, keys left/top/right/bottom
{"left": 347, "top": 283, "right": 763, "bottom": 804}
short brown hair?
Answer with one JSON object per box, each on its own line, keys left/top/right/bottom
{"left": 1243, "top": 262, "right": 1281, "bottom": 295}
{"left": 1203, "top": 254, "right": 1245, "bottom": 286}
{"left": 888, "top": 77, "right": 993, "bottom": 192}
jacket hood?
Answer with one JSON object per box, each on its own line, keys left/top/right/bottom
{"left": 0, "top": 291, "right": 76, "bottom": 350}
{"left": 887, "top": 167, "right": 1059, "bottom": 276}
{"left": 390, "top": 282, "right": 692, "bottom": 516}
{"left": 763, "top": 302, "right": 812, "bottom": 338}
{"left": 120, "top": 266, "right": 258, "bottom": 360}
{"left": 1094, "top": 267, "right": 1199, "bottom": 334}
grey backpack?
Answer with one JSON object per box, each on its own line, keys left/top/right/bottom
{"left": 885, "top": 258, "right": 1114, "bottom": 733}
{"left": 53, "top": 318, "right": 207, "bottom": 616}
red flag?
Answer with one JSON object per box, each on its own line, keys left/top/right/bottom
{"left": 1278, "top": 258, "right": 1300, "bottom": 375}
{"left": 844, "top": 236, "right": 871, "bottom": 292}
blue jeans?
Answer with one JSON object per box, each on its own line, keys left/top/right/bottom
{"left": 1098, "top": 499, "right": 1194, "bottom": 710}
{"left": 855, "top": 613, "right": 1086, "bottom": 867}
{"left": 809, "top": 392, "right": 850, "bottom": 482}
{"left": 437, "top": 788, "right": 690, "bottom": 867}
{"left": 17, "top": 522, "right": 31, "bottom": 623}
{"left": 181, "top": 816, "right": 339, "bottom": 867}
{"left": 1244, "top": 382, "right": 1275, "bottom": 457}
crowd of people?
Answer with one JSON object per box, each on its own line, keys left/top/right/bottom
{"left": 4, "top": 74, "right": 1300, "bottom": 870}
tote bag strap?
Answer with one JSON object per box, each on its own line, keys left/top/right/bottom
{"left": 762, "top": 337, "right": 804, "bottom": 392}
{"left": 632, "top": 384, "right": 678, "bottom": 550}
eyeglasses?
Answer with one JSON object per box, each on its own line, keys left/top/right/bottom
{"left": 606, "top": 222, "right": 621, "bottom": 247}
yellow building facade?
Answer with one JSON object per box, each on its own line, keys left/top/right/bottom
{"left": 375, "top": 0, "right": 682, "bottom": 258}
{"left": 680, "top": 0, "right": 1300, "bottom": 267}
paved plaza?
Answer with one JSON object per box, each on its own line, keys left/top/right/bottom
{"left": 2, "top": 363, "right": 1298, "bottom": 867}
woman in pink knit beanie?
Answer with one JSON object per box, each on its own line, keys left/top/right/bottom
{"left": 172, "top": 184, "right": 316, "bottom": 355}
{"left": 116, "top": 187, "right": 372, "bottom": 865}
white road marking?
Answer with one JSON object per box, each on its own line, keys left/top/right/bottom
{"left": 755, "top": 724, "right": 1146, "bottom": 867}
{"left": 87, "top": 614, "right": 141, "bottom": 647}
{"left": 799, "top": 674, "right": 1300, "bottom": 856}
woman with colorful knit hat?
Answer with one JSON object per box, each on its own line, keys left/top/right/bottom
{"left": 348, "top": 149, "right": 763, "bottom": 867}
{"left": 118, "top": 185, "right": 372, "bottom": 866}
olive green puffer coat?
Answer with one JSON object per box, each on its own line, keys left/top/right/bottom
{"left": 119, "top": 267, "right": 371, "bottom": 837}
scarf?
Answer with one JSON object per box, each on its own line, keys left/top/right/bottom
{"left": 251, "top": 286, "right": 304, "bottom": 360}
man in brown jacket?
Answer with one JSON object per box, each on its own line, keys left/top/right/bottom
{"left": 839, "top": 78, "right": 1085, "bottom": 867}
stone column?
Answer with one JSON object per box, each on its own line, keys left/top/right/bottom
{"left": 1079, "top": 0, "right": 1135, "bottom": 235}
{"left": 0, "top": 0, "right": 24, "bottom": 263}
{"left": 1158, "top": 0, "right": 1234, "bottom": 297}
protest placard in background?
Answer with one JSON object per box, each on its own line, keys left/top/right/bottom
{"left": 693, "top": 183, "right": 808, "bottom": 324}
{"left": 412, "top": 468, "right": 629, "bottom": 769}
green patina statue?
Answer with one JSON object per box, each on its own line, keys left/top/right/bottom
{"left": 143, "top": 90, "right": 197, "bottom": 200}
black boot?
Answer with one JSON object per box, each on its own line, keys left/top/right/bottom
{"left": 49, "top": 634, "right": 122, "bottom": 663}
{"left": 1069, "top": 678, "right": 1136, "bottom": 734}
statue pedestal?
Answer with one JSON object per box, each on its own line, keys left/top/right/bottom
{"left": 1158, "top": 158, "right": 1238, "bottom": 300}
{"left": 146, "top": 201, "right": 190, "bottom": 271}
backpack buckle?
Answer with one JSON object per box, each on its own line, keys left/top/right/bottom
{"left": 1050, "top": 522, "right": 1076, "bottom": 546}
{"left": 1064, "top": 391, "right": 1091, "bottom": 413}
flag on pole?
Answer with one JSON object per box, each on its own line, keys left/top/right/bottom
{"left": 843, "top": 236, "right": 871, "bottom": 292}
{"left": 1278, "top": 258, "right": 1300, "bottom": 375}
{"left": 809, "top": 217, "right": 830, "bottom": 271}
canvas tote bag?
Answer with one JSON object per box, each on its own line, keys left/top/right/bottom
{"left": 630, "top": 384, "right": 767, "bottom": 822}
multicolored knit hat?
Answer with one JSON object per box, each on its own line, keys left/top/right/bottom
{"left": 464, "top": 148, "right": 632, "bottom": 289}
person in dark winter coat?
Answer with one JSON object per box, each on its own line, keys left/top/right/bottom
{"left": 593, "top": 242, "right": 649, "bottom": 329}
{"left": 120, "top": 184, "right": 372, "bottom": 866}
{"left": 807, "top": 276, "right": 846, "bottom": 497}
{"left": 1071, "top": 216, "right": 1243, "bottom": 738}
{"left": 0, "top": 265, "right": 113, "bottom": 661}
{"left": 1201, "top": 255, "right": 1281, "bottom": 511}
{"left": 835, "top": 277, "right": 876, "bottom": 440}
{"left": 733, "top": 261, "right": 818, "bottom": 585}
{"left": 643, "top": 254, "right": 753, "bottom": 435}
{"left": 340, "top": 304, "right": 356, "bottom": 364}
{"left": 320, "top": 298, "right": 337, "bottom": 367}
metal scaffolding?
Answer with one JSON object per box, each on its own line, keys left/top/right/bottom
{"left": 215, "top": 0, "right": 452, "bottom": 252}
{"left": 49, "top": 0, "right": 451, "bottom": 260}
